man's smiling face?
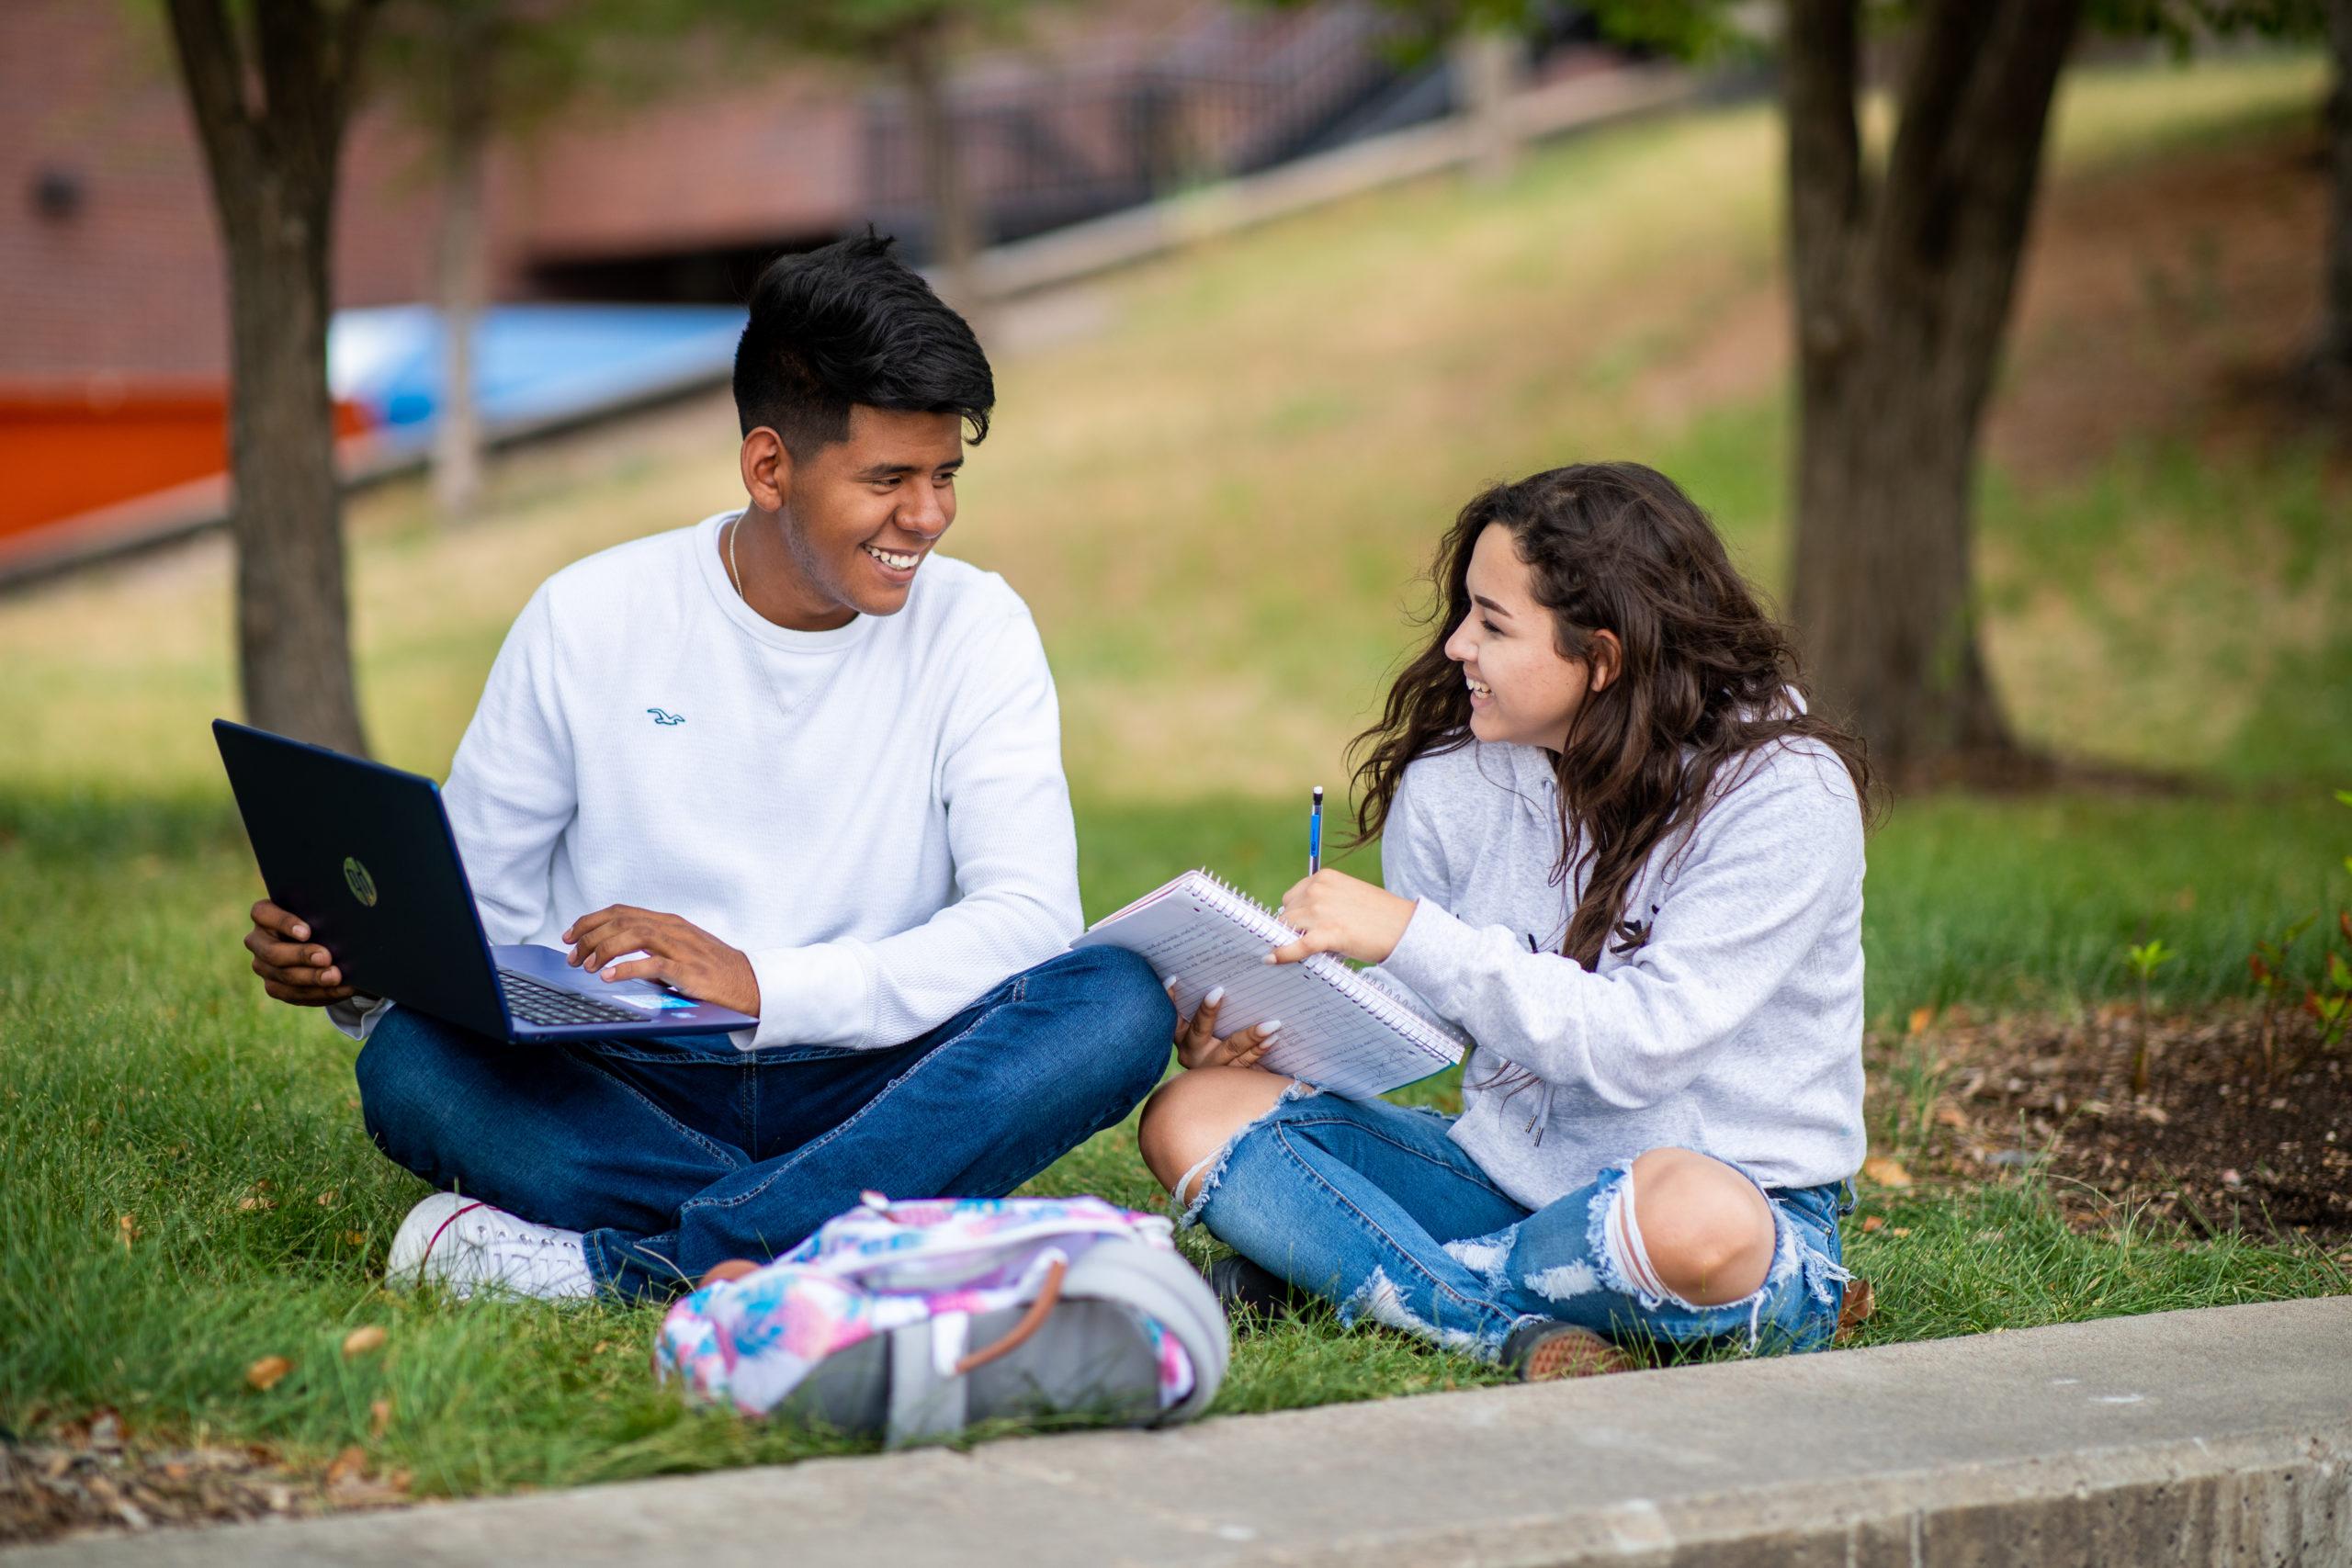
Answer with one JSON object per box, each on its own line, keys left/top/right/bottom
{"left": 778, "top": 405, "right": 966, "bottom": 620}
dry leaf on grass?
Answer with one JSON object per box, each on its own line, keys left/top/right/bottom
{"left": 1907, "top": 1007, "right": 1935, "bottom": 1035}
{"left": 368, "top": 1399, "right": 391, "bottom": 1438}
{"left": 340, "top": 1325, "right": 386, "bottom": 1359}
{"left": 323, "top": 1447, "right": 366, "bottom": 1488}
{"left": 244, "top": 1356, "right": 292, "bottom": 1392}
{"left": 1860, "top": 1214, "right": 1886, "bottom": 1233}
{"left": 1934, "top": 1105, "right": 1971, "bottom": 1130}
{"left": 1887, "top": 1226, "right": 1913, "bottom": 1237}
{"left": 1860, "top": 1156, "right": 1914, "bottom": 1188}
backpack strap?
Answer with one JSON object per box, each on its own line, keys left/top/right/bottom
{"left": 952, "top": 1258, "right": 1068, "bottom": 1373}
{"left": 1059, "top": 1241, "right": 1229, "bottom": 1425}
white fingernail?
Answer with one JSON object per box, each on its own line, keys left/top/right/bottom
{"left": 1261, "top": 1021, "right": 1283, "bottom": 1036}
{"left": 1164, "top": 976, "right": 1181, "bottom": 992}
{"left": 1204, "top": 986, "right": 1226, "bottom": 1005}
{"left": 1261, "top": 953, "right": 1278, "bottom": 964}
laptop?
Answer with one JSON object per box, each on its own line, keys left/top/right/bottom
{"left": 213, "top": 719, "right": 760, "bottom": 1042}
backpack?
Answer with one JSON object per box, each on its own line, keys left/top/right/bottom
{"left": 654, "top": 1193, "right": 1227, "bottom": 1448}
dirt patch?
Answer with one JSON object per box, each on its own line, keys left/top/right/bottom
{"left": 1625, "top": 124, "right": 2338, "bottom": 479}
{"left": 0, "top": 1413, "right": 410, "bottom": 1547}
{"left": 1630, "top": 278, "right": 1790, "bottom": 429}
{"left": 1883, "top": 1005, "right": 2352, "bottom": 1247}
{"left": 1992, "top": 129, "right": 2336, "bottom": 483}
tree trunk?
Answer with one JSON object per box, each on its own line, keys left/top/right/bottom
{"left": 165, "top": 0, "right": 375, "bottom": 755}
{"left": 897, "top": 17, "right": 983, "bottom": 321}
{"left": 1452, "top": 26, "right": 1523, "bottom": 185}
{"left": 1783, "top": 0, "right": 2080, "bottom": 784}
{"left": 226, "top": 188, "right": 369, "bottom": 755}
{"left": 2312, "top": 0, "right": 2352, "bottom": 401}
{"left": 432, "top": 7, "right": 494, "bottom": 525}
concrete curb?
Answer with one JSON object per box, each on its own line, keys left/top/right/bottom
{"left": 11, "top": 1294, "right": 2348, "bottom": 1566}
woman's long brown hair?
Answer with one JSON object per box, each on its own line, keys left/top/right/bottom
{"left": 1350, "top": 462, "right": 1875, "bottom": 978}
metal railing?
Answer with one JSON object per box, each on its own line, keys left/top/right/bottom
{"left": 860, "top": 3, "right": 1425, "bottom": 253}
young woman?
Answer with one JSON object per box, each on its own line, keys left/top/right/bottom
{"left": 1136, "top": 462, "right": 1872, "bottom": 1378}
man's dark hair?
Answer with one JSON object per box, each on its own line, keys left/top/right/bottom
{"left": 732, "top": 232, "right": 993, "bottom": 459}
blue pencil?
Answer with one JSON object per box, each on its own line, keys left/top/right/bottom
{"left": 1309, "top": 785, "right": 1324, "bottom": 876}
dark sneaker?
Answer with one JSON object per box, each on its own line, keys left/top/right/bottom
{"left": 1501, "top": 1320, "right": 1636, "bottom": 1382}
{"left": 1202, "top": 1254, "right": 1300, "bottom": 1322}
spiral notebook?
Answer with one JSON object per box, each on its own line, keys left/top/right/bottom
{"left": 1072, "top": 869, "right": 1467, "bottom": 1099}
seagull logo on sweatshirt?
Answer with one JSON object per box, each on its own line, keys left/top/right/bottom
{"left": 646, "top": 707, "right": 686, "bottom": 727}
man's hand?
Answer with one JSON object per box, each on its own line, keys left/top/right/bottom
{"left": 562, "top": 905, "right": 761, "bottom": 1017}
{"left": 1266, "top": 869, "right": 1417, "bottom": 967}
{"left": 243, "top": 900, "right": 358, "bottom": 1007}
{"left": 1170, "top": 984, "right": 1282, "bottom": 1072}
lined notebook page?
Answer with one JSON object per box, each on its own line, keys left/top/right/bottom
{"left": 1072, "top": 869, "right": 1465, "bottom": 1099}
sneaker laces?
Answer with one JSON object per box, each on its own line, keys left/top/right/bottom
{"left": 425, "top": 1201, "right": 591, "bottom": 1295}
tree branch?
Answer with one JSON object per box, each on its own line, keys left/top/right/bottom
{"left": 244, "top": 0, "right": 384, "bottom": 216}
{"left": 1783, "top": 0, "right": 1865, "bottom": 358}
{"left": 326, "top": 0, "right": 389, "bottom": 143}
{"left": 2321, "top": 0, "right": 2352, "bottom": 369}
{"left": 1877, "top": 0, "right": 2083, "bottom": 283}
{"left": 255, "top": 0, "right": 331, "bottom": 176}
{"left": 163, "top": 0, "right": 257, "bottom": 198}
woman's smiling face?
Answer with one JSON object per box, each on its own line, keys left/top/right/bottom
{"left": 1442, "top": 523, "right": 1605, "bottom": 750}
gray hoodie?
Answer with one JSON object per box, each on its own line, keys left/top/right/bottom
{"left": 1370, "top": 735, "right": 1867, "bottom": 1206}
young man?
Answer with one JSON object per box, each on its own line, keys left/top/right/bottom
{"left": 239, "top": 235, "right": 1173, "bottom": 1302}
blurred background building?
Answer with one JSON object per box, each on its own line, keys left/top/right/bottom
{"left": 1, "top": 0, "right": 1633, "bottom": 551}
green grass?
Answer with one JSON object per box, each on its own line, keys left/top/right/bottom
{"left": 4, "top": 782, "right": 2346, "bottom": 1494}
{"left": 4, "top": 51, "right": 2348, "bottom": 1497}
{"left": 1838, "top": 1180, "right": 2346, "bottom": 1342}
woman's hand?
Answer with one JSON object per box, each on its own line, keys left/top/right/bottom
{"left": 1170, "top": 985, "right": 1283, "bottom": 1072}
{"left": 1266, "top": 869, "right": 1417, "bottom": 966}
{"left": 563, "top": 905, "right": 761, "bottom": 1017}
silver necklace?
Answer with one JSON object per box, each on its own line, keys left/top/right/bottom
{"left": 721, "top": 516, "right": 805, "bottom": 717}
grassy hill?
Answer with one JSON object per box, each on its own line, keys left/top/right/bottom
{"left": 2, "top": 53, "right": 2343, "bottom": 1013}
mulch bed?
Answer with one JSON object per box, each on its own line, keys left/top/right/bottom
{"left": 0, "top": 1412, "right": 409, "bottom": 1548}
{"left": 1882, "top": 1003, "right": 2352, "bottom": 1247}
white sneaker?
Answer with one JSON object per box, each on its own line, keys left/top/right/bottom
{"left": 385, "top": 1192, "right": 595, "bottom": 1301}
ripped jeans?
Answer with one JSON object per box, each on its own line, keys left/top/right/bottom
{"left": 1182, "top": 1089, "right": 1850, "bottom": 1359}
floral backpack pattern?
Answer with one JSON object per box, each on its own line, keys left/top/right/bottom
{"left": 655, "top": 1193, "right": 1228, "bottom": 1447}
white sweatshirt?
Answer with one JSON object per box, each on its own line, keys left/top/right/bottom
{"left": 332, "top": 509, "right": 1081, "bottom": 1050}
{"left": 1373, "top": 736, "right": 1867, "bottom": 1201}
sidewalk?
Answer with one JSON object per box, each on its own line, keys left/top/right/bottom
{"left": 11, "top": 1294, "right": 2348, "bottom": 1567}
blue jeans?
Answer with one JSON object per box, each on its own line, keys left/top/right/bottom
{"left": 1189, "top": 1089, "right": 1851, "bottom": 1359}
{"left": 354, "top": 946, "right": 1174, "bottom": 1302}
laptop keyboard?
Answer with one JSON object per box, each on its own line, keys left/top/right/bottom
{"left": 498, "top": 969, "right": 653, "bottom": 1027}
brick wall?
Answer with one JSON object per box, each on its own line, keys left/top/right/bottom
{"left": 0, "top": 2, "right": 806, "bottom": 381}
{"left": 1, "top": 0, "right": 1369, "bottom": 382}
